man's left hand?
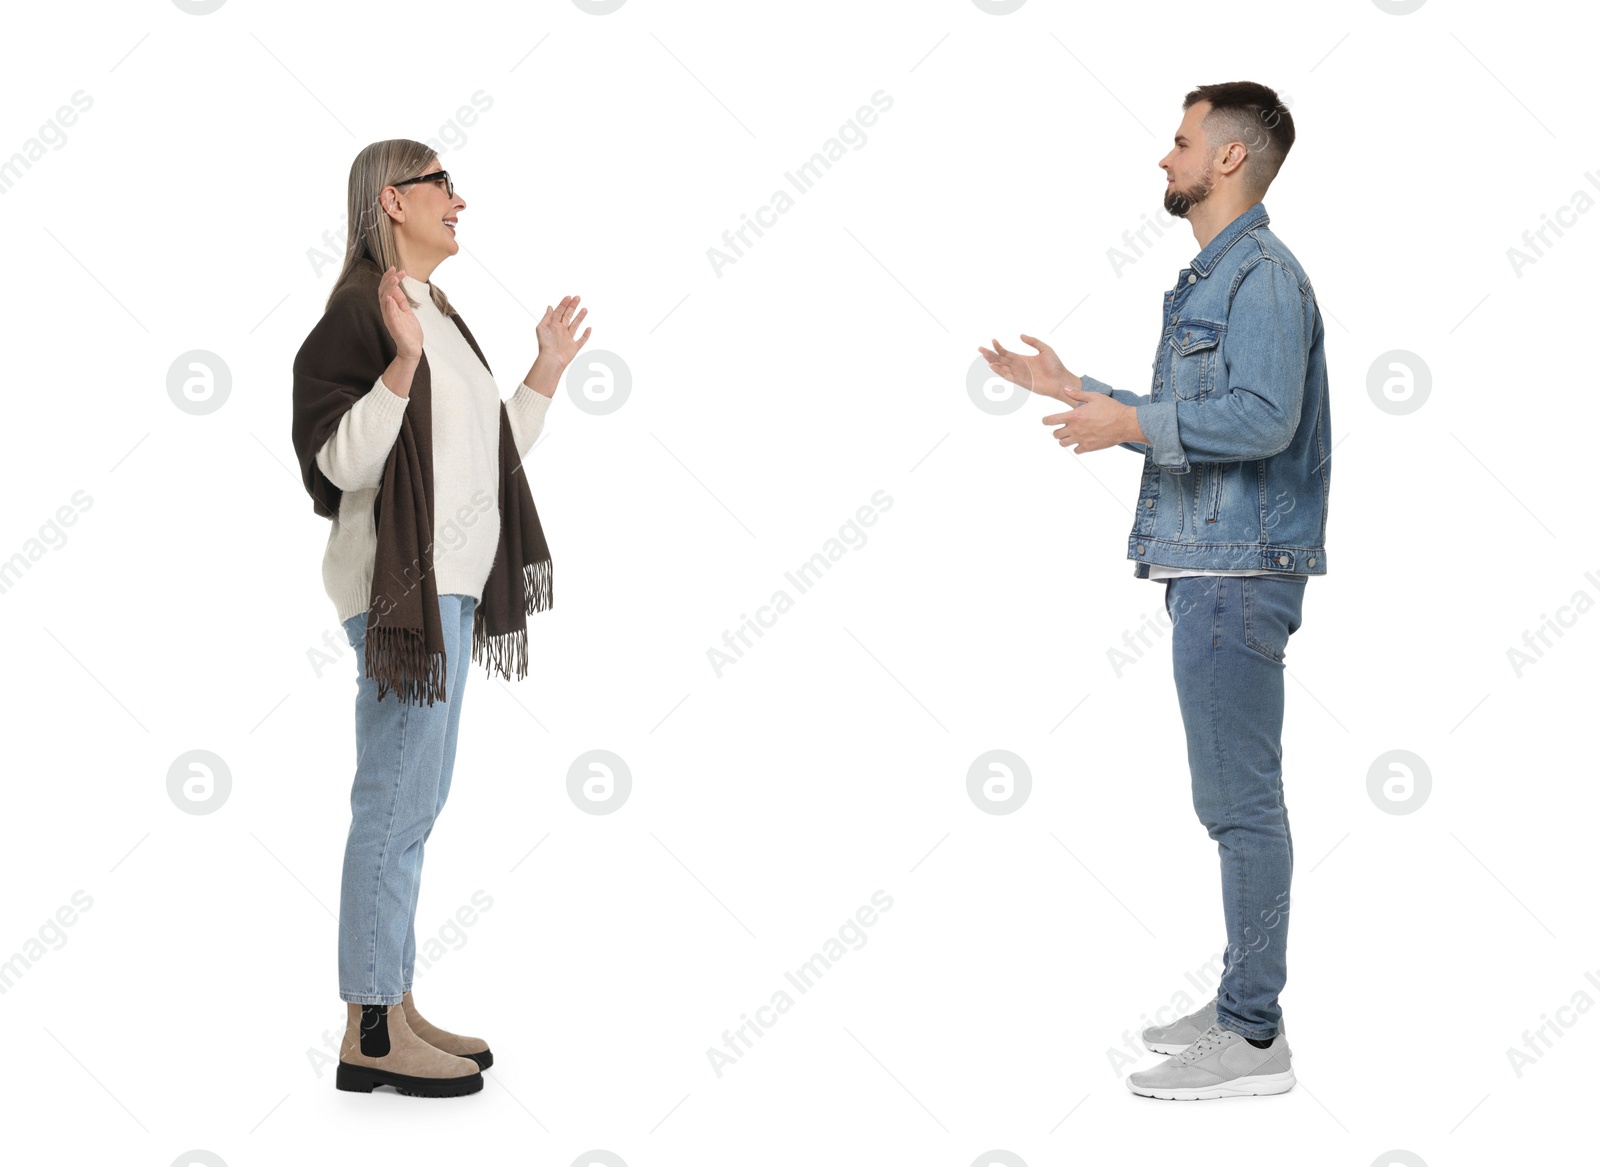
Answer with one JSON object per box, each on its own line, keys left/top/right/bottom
{"left": 1041, "top": 385, "right": 1144, "bottom": 453}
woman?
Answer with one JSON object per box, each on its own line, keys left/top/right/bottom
{"left": 290, "top": 140, "right": 591, "bottom": 1098}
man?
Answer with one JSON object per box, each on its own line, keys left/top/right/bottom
{"left": 979, "top": 81, "right": 1328, "bottom": 1100}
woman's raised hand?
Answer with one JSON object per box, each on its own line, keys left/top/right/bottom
{"left": 536, "top": 295, "right": 591, "bottom": 370}
{"left": 379, "top": 266, "right": 424, "bottom": 362}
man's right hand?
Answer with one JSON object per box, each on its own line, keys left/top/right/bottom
{"left": 977, "top": 334, "right": 1081, "bottom": 401}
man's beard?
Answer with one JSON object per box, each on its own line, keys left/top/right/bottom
{"left": 1163, "top": 163, "right": 1214, "bottom": 217}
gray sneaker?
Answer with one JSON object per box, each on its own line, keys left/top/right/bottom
{"left": 1141, "top": 998, "right": 1217, "bottom": 1054}
{"left": 1141, "top": 999, "right": 1287, "bottom": 1054}
{"left": 1127, "top": 1023, "right": 1295, "bottom": 1100}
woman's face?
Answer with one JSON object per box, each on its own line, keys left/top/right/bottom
{"left": 390, "top": 159, "right": 466, "bottom": 264}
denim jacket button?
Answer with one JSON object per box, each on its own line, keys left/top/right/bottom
{"left": 1137, "top": 544, "right": 1147, "bottom": 553}
{"left": 1145, "top": 498, "right": 1155, "bottom": 508}
{"left": 1308, "top": 556, "right": 1316, "bottom": 567}
{"left": 1187, "top": 273, "right": 1197, "bottom": 284}
{"left": 1276, "top": 554, "right": 1290, "bottom": 566}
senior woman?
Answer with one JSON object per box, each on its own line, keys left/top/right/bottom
{"left": 291, "top": 140, "right": 590, "bottom": 1098}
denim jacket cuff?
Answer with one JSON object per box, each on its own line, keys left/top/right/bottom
{"left": 1080, "top": 374, "right": 1112, "bottom": 396}
{"left": 1136, "top": 400, "right": 1189, "bottom": 474}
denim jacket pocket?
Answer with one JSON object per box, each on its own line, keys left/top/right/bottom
{"left": 1201, "top": 461, "right": 1226, "bottom": 524}
{"left": 1167, "top": 320, "right": 1222, "bottom": 401}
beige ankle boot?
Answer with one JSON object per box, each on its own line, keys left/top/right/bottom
{"left": 402, "top": 990, "right": 493, "bottom": 1069}
{"left": 335, "top": 1001, "right": 482, "bottom": 1096}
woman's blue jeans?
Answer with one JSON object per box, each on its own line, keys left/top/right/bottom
{"left": 1166, "top": 574, "right": 1306, "bottom": 1041}
{"left": 337, "top": 593, "right": 476, "bottom": 1005}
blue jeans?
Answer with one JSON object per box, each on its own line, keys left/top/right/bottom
{"left": 337, "top": 593, "right": 476, "bottom": 1005}
{"left": 1166, "top": 574, "right": 1306, "bottom": 1040}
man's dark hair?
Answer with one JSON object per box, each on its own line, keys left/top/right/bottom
{"left": 1182, "top": 82, "right": 1295, "bottom": 199}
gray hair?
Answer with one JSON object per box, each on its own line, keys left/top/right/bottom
{"left": 325, "top": 139, "right": 456, "bottom": 317}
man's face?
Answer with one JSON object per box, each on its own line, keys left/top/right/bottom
{"left": 1159, "top": 101, "right": 1217, "bottom": 218}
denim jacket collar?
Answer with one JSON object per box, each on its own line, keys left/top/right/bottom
{"left": 1187, "top": 201, "right": 1270, "bottom": 279}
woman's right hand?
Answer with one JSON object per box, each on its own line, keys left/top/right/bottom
{"left": 379, "top": 266, "right": 423, "bottom": 362}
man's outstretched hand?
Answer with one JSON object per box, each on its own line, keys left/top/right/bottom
{"left": 977, "top": 333, "right": 1079, "bottom": 400}
{"left": 1043, "top": 384, "right": 1145, "bottom": 454}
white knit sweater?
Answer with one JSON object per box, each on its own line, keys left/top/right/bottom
{"left": 314, "top": 272, "right": 552, "bottom": 623}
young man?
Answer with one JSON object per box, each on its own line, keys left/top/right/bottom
{"left": 979, "top": 81, "right": 1328, "bottom": 1100}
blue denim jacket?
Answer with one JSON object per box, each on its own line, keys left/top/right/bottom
{"left": 1081, "top": 202, "right": 1330, "bottom": 578}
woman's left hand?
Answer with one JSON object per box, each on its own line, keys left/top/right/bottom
{"left": 537, "top": 295, "right": 590, "bottom": 368}
{"left": 525, "top": 295, "right": 591, "bottom": 398}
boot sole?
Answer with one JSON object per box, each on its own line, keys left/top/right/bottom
{"left": 1127, "top": 1068, "right": 1296, "bottom": 1100}
{"left": 336, "top": 1061, "right": 483, "bottom": 1097}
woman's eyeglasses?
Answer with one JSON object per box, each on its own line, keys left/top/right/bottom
{"left": 392, "top": 169, "right": 454, "bottom": 199}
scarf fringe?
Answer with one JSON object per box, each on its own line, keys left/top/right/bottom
{"left": 525, "top": 556, "right": 553, "bottom": 614}
{"left": 472, "top": 557, "right": 552, "bottom": 684}
{"left": 367, "top": 624, "right": 448, "bottom": 707}
{"left": 473, "top": 621, "right": 528, "bottom": 684}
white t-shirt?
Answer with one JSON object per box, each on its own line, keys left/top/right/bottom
{"left": 1147, "top": 565, "right": 1296, "bottom": 580}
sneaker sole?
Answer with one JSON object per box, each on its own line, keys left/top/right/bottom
{"left": 336, "top": 1061, "right": 483, "bottom": 1097}
{"left": 1126, "top": 1068, "right": 1296, "bottom": 1101}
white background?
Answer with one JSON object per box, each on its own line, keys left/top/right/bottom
{"left": 1, "top": 1, "right": 1594, "bottom": 1165}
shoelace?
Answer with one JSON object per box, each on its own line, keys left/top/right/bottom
{"left": 1175, "top": 1023, "right": 1231, "bottom": 1064}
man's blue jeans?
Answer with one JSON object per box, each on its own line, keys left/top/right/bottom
{"left": 337, "top": 593, "right": 476, "bottom": 1005}
{"left": 1166, "top": 574, "right": 1306, "bottom": 1041}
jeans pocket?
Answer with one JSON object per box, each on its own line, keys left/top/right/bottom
{"left": 1242, "top": 576, "right": 1302, "bottom": 662}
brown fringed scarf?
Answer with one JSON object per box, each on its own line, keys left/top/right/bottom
{"left": 291, "top": 255, "right": 552, "bottom": 705}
